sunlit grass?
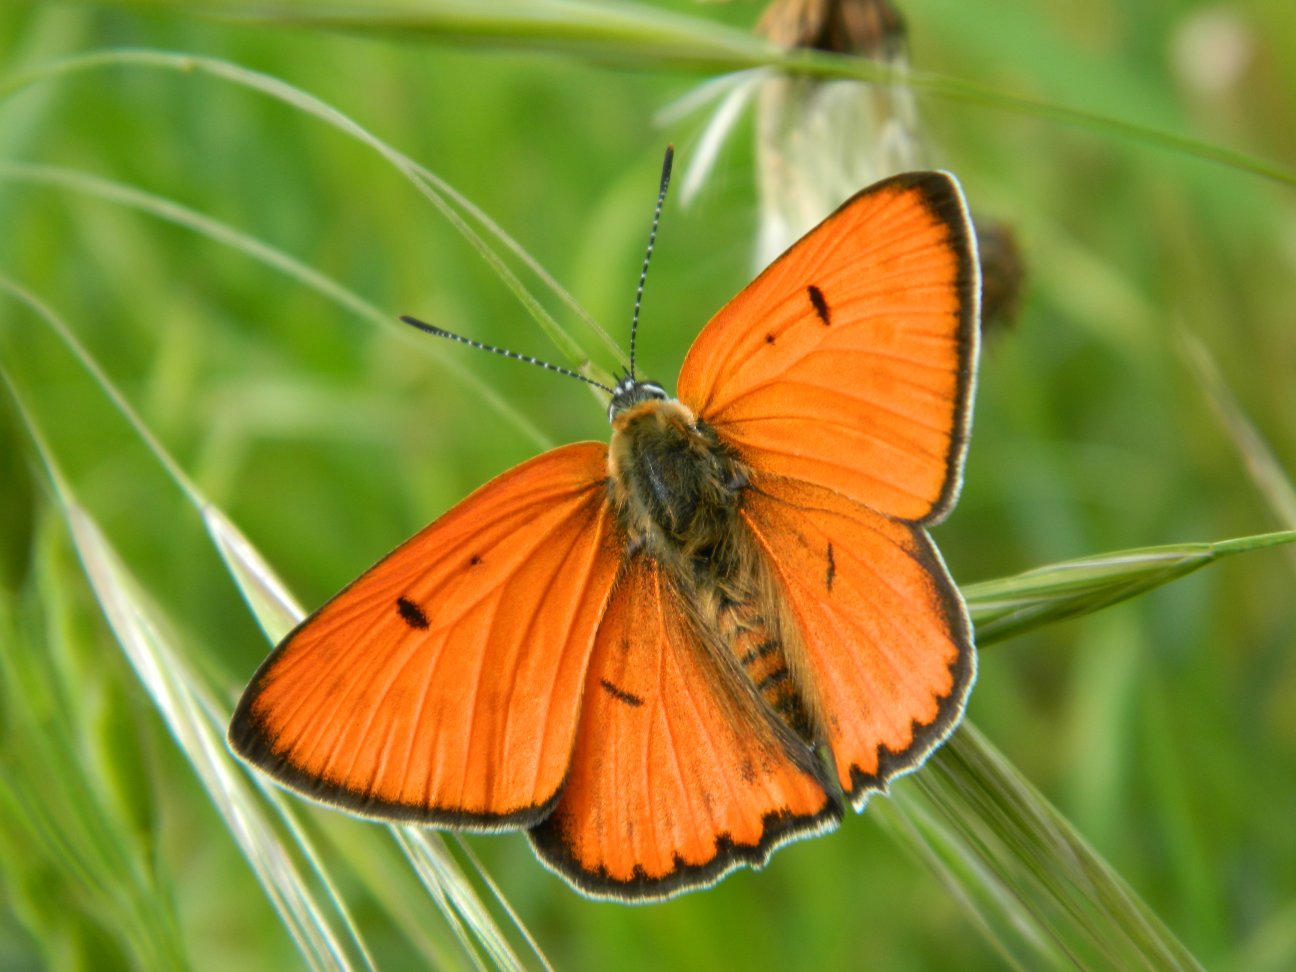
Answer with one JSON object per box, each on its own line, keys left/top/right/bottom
{"left": 2, "top": 2, "right": 1294, "bottom": 969}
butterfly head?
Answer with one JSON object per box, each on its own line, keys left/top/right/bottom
{"left": 607, "top": 375, "right": 670, "bottom": 424}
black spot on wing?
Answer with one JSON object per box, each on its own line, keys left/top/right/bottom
{"left": 599, "top": 678, "right": 644, "bottom": 707}
{"left": 807, "top": 285, "right": 830, "bottom": 326}
{"left": 825, "top": 542, "right": 836, "bottom": 593}
{"left": 395, "top": 596, "right": 429, "bottom": 630}
{"left": 765, "top": 333, "right": 776, "bottom": 344}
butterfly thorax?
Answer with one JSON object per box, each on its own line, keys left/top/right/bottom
{"left": 607, "top": 395, "right": 818, "bottom": 742}
{"left": 608, "top": 397, "right": 746, "bottom": 558}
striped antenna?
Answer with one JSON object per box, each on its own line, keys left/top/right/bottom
{"left": 399, "top": 316, "right": 614, "bottom": 394}
{"left": 629, "top": 145, "right": 674, "bottom": 382}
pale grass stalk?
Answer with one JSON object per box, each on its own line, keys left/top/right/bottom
{"left": 1, "top": 366, "right": 369, "bottom": 970}
{"left": 1, "top": 278, "right": 546, "bottom": 970}
{"left": 964, "top": 531, "right": 1296, "bottom": 645}
{"left": 0, "top": 48, "right": 622, "bottom": 379}
{"left": 0, "top": 159, "right": 550, "bottom": 452}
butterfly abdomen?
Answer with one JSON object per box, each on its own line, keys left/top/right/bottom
{"left": 725, "top": 614, "right": 816, "bottom": 743}
{"left": 608, "top": 396, "right": 817, "bottom": 744}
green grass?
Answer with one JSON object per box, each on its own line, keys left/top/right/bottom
{"left": 2, "top": 1, "right": 1295, "bottom": 969}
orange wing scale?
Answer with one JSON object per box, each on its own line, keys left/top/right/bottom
{"left": 229, "top": 442, "right": 621, "bottom": 827}
{"left": 530, "top": 555, "right": 842, "bottom": 900}
{"left": 743, "top": 473, "right": 974, "bottom": 808}
{"left": 677, "top": 171, "right": 978, "bottom": 525}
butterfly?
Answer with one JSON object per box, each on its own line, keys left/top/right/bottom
{"left": 229, "top": 156, "right": 980, "bottom": 902}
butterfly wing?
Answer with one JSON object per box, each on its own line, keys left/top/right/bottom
{"left": 228, "top": 441, "right": 622, "bottom": 828}
{"left": 742, "top": 474, "right": 974, "bottom": 808}
{"left": 677, "top": 171, "right": 979, "bottom": 525}
{"left": 675, "top": 171, "right": 979, "bottom": 806}
{"left": 529, "top": 553, "right": 842, "bottom": 901}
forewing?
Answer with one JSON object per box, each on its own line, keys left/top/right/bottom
{"left": 677, "top": 171, "right": 979, "bottom": 524}
{"left": 228, "top": 442, "right": 622, "bottom": 828}
{"left": 529, "top": 555, "right": 842, "bottom": 900}
{"left": 743, "top": 474, "right": 974, "bottom": 809}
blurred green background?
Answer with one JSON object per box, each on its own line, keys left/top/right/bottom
{"left": 1, "top": 1, "right": 1294, "bottom": 969}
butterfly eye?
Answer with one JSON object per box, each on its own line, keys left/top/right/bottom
{"left": 607, "top": 380, "right": 670, "bottom": 422}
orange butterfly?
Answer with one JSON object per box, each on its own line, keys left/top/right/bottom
{"left": 229, "top": 155, "right": 980, "bottom": 901}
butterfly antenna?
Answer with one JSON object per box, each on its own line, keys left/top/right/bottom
{"left": 628, "top": 145, "right": 674, "bottom": 382}
{"left": 400, "top": 316, "right": 614, "bottom": 394}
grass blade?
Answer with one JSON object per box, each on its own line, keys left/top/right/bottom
{"left": 882, "top": 723, "right": 1205, "bottom": 971}
{"left": 0, "top": 279, "right": 547, "bottom": 970}
{"left": 965, "top": 531, "right": 1296, "bottom": 645}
